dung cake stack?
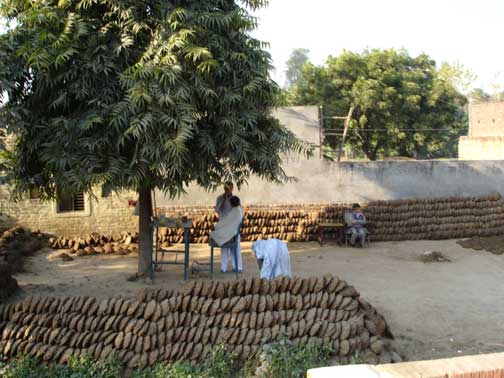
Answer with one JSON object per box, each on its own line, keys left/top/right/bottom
{"left": 0, "top": 275, "right": 399, "bottom": 367}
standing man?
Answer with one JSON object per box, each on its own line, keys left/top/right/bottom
{"left": 215, "top": 182, "right": 243, "bottom": 273}
{"left": 215, "top": 181, "right": 234, "bottom": 219}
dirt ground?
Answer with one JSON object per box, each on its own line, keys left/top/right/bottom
{"left": 8, "top": 239, "right": 504, "bottom": 363}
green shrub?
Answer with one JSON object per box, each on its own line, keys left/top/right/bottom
{"left": 131, "top": 361, "right": 196, "bottom": 378}
{"left": 0, "top": 354, "right": 49, "bottom": 378}
{"left": 0, "top": 342, "right": 331, "bottom": 378}
{"left": 0, "top": 354, "right": 121, "bottom": 378}
{"left": 131, "top": 344, "right": 237, "bottom": 378}
{"left": 200, "top": 344, "right": 237, "bottom": 378}
{"left": 65, "top": 355, "right": 122, "bottom": 378}
{"left": 259, "top": 338, "right": 333, "bottom": 378}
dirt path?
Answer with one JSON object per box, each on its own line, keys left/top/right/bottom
{"left": 9, "top": 239, "right": 504, "bottom": 363}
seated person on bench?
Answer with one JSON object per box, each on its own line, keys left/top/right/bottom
{"left": 345, "top": 203, "right": 368, "bottom": 247}
{"left": 252, "top": 238, "right": 291, "bottom": 280}
{"left": 210, "top": 196, "right": 243, "bottom": 273}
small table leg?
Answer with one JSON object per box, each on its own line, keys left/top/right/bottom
{"left": 183, "top": 228, "right": 190, "bottom": 281}
{"left": 210, "top": 246, "right": 214, "bottom": 277}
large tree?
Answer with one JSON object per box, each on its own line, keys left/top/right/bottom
{"left": 284, "top": 48, "right": 309, "bottom": 88}
{"left": 292, "top": 49, "right": 467, "bottom": 160}
{"left": 0, "top": 0, "right": 311, "bottom": 279}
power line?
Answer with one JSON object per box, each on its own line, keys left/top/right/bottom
{"left": 323, "top": 128, "right": 455, "bottom": 132}
{"left": 322, "top": 128, "right": 457, "bottom": 136}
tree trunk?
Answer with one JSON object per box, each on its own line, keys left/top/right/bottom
{"left": 358, "top": 133, "right": 377, "bottom": 161}
{"left": 362, "top": 143, "right": 377, "bottom": 161}
{"left": 137, "top": 187, "right": 153, "bottom": 278}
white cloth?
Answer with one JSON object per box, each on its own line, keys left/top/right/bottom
{"left": 253, "top": 238, "right": 292, "bottom": 280}
{"left": 210, "top": 206, "right": 243, "bottom": 247}
{"left": 221, "top": 235, "right": 243, "bottom": 272}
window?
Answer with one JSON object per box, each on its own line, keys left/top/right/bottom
{"left": 101, "top": 184, "right": 112, "bottom": 198}
{"left": 57, "top": 192, "right": 85, "bottom": 213}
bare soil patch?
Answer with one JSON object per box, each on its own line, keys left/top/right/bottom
{"left": 8, "top": 239, "right": 504, "bottom": 363}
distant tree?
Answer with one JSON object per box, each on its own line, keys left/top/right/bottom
{"left": 467, "top": 86, "right": 504, "bottom": 103}
{"left": 489, "top": 72, "right": 504, "bottom": 100}
{"left": 468, "top": 88, "right": 492, "bottom": 103}
{"left": 438, "top": 61, "right": 477, "bottom": 94}
{"left": 0, "top": 0, "right": 312, "bottom": 279}
{"left": 292, "top": 49, "right": 468, "bottom": 160}
{"left": 284, "top": 48, "right": 310, "bottom": 88}
{"left": 273, "top": 88, "right": 291, "bottom": 107}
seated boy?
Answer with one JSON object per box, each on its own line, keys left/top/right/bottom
{"left": 345, "top": 203, "right": 367, "bottom": 247}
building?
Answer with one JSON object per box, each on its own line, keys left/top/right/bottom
{"left": 459, "top": 101, "right": 504, "bottom": 160}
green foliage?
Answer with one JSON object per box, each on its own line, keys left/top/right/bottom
{"left": 132, "top": 344, "right": 238, "bottom": 378}
{"left": 468, "top": 88, "right": 492, "bottom": 103}
{"left": 199, "top": 343, "right": 237, "bottom": 378}
{"left": 259, "top": 338, "right": 333, "bottom": 378}
{"left": 131, "top": 361, "right": 196, "bottom": 378}
{"left": 468, "top": 88, "right": 504, "bottom": 103}
{"left": 0, "top": 0, "right": 311, "bottom": 198}
{"left": 284, "top": 48, "right": 310, "bottom": 88}
{"left": 290, "top": 49, "right": 468, "bottom": 160}
{"left": 0, "top": 354, "right": 121, "bottom": 378}
{"left": 438, "top": 61, "right": 477, "bottom": 94}
{"left": 0, "top": 342, "right": 335, "bottom": 378}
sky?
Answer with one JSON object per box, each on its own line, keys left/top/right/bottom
{"left": 1, "top": 2, "right": 502, "bottom": 92}
{"left": 251, "top": 0, "right": 504, "bottom": 91}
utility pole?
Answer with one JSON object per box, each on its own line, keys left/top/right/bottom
{"left": 337, "top": 107, "right": 354, "bottom": 162}
{"left": 318, "top": 106, "right": 324, "bottom": 159}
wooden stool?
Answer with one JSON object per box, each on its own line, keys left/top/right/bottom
{"left": 318, "top": 223, "right": 344, "bottom": 246}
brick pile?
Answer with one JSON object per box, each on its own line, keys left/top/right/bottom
{"left": 0, "top": 226, "right": 47, "bottom": 274}
{"left": 48, "top": 232, "right": 139, "bottom": 256}
{"left": 0, "top": 264, "right": 18, "bottom": 303}
{"left": 0, "top": 275, "right": 399, "bottom": 367}
{"left": 158, "top": 192, "right": 504, "bottom": 243}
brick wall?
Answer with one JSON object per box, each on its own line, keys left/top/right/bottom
{"left": 458, "top": 102, "right": 504, "bottom": 160}
{"left": 157, "top": 160, "right": 504, "bottom": 206}
{"left": 458, "top": 136, "right": 504, "bottom": 160}
{"left": 0, "top": 186, "right": 138, "bottom": 236}
{"left": 469, "top": 101, "right": 504, "bottom": 137}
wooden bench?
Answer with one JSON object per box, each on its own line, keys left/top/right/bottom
{"left": 318, "top": 222, "right": 344, "bottom": 246}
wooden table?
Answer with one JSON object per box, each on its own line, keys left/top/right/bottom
{"left": 318, "top": 222, "right": 345, "bottom": 245}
